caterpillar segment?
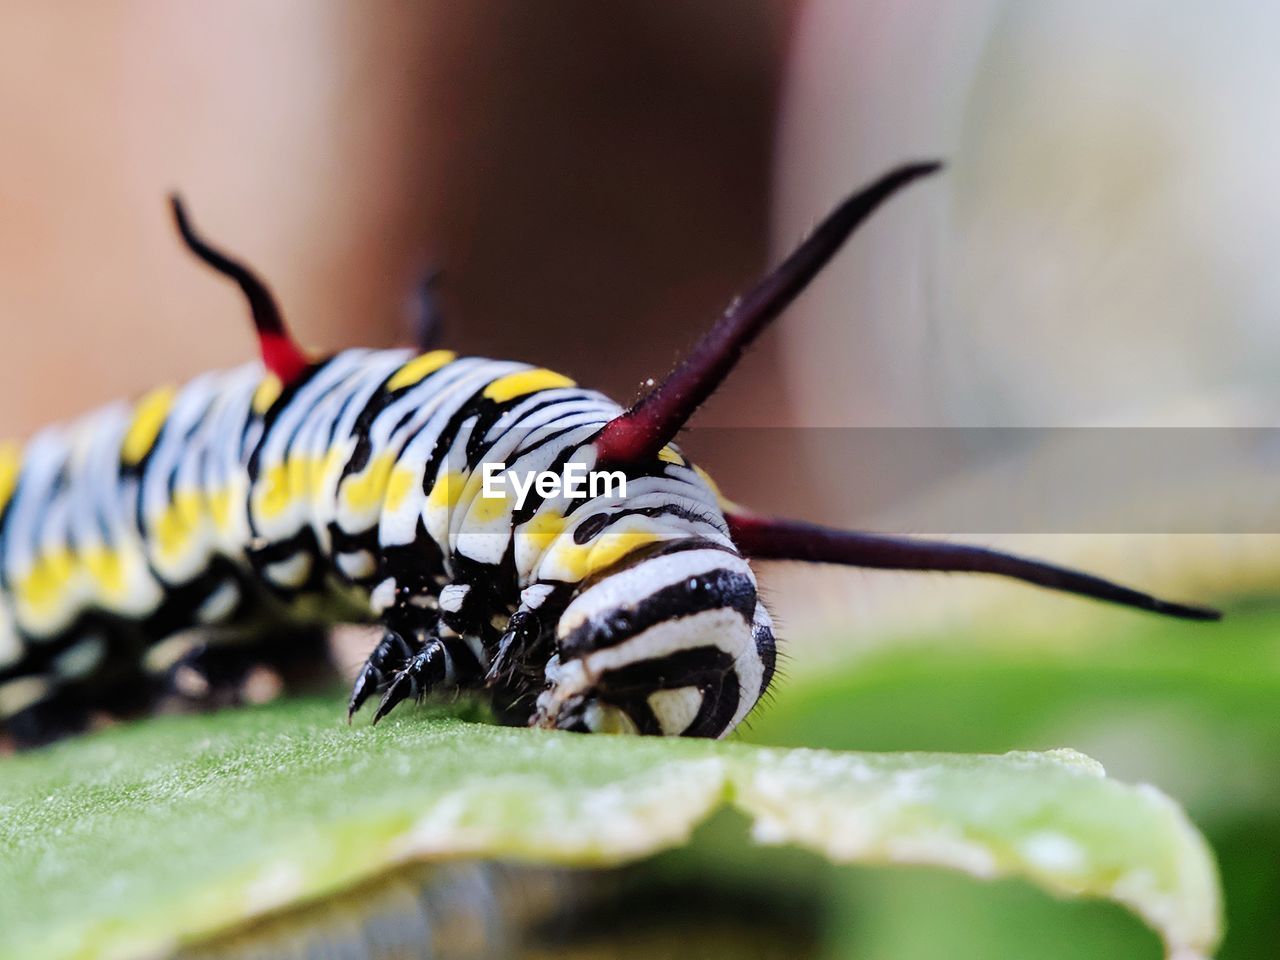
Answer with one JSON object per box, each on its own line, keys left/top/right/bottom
{"left": 0, "top": 165, "right": 1218, "bottom": 747}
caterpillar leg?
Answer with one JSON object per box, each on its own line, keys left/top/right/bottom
{"left": 369, "top": 637, "right": 451, "bottom": 724}
{"left": 485, "top": 608, "right": 545, "bottom": 687}
{"left": 482, "top": 605, "right": 561, "bottom": 727}
{"left": 159, "top": 627, "right": 336, "bottom": 712}
{"left": 3, "top": 622, "right": 158, "bottom": 749}
{"left": 347, "top": 627, "right": 420, "bottom": 720}
{"left": 348, "top": 626, "right": 488, "bottom": 725}
{"left": 4, "top": 689, "right": 95, "bottom": 750}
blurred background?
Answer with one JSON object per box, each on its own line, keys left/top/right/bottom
{"left": 2, "top": 2, "right": 1276, "bottom": 957}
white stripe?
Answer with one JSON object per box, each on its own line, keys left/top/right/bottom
{"left": 579, "top": 608, "right": 753, "bottom": 678}
{"left": 335, "top": 549, "right": 378, "bottom": 581}
{"left": 0, "top": 676, "right": 50, "bottom": 717}
{"left": 0, "top": 600, "right": 20, "bottom": 668}
{"left": 578, "top": 606, "right": 764, "bottom": 736}
{"left": 264, "top": 552, "right": 312, "bottom": 589}
{"left": 196, "top": 580, "right": 241, "bottom": 624}
{"left": 439, "top": 583, "right": 470, "bottom": 613}
{"left": 648, "top": 686, "right": 704, "bottom": 735}
{"left": 557, "top": 549, "right": 752, "bottom": 637}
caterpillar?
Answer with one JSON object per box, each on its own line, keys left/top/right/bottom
{"left": 0, "top": 163, "right": 1218, "bottom": 747}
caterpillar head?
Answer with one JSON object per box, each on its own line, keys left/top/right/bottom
{"left": 524, "top": 165, "right": 938, "bottom": 737}
{"left": 534, "top": 545, "right": 775, "bottom": 738}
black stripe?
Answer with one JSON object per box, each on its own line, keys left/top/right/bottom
{"left": 570, "top": 538, "right": 740, "bottom": 596}
{"left": 686, "top": 669, "right": 741, "bottom": 738}
{"left": 466, "top": 389, "right": 592, "bottom": 466}
{"left": 571, "top": 502, "right": 724, "bottom": 545}
{"left": 342, "top": 353, "right": 464, "bottom": 478}
{"left": 560, "top": 566, "right": 755, "bottom": 656}
{"left": 754, "top": 619, "right": 776, "bottom": 700}
{"left": 595, "top": 644, "right": 736, "bottom": 694}
{"left": 244, "top": 360, "right": 327, "bottom": 482}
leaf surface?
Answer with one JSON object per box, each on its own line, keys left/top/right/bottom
{"left": 0, "top": 698, "right": 1220, "bottom": 960}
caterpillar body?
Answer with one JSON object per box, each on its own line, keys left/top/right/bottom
{"left": 0, "top": 164, "right": 1218, "bottom": 747}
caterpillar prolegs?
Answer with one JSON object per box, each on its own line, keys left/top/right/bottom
{"left": 0, "top": 164, "right": 1218, "bottom": 747}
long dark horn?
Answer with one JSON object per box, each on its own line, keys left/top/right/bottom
{"left": 594, "top": 161, "right": 942, "bottom": 464}
{"left": 727, "top": 512, "right": 1221, "bottom": 622}
{"left": 170, "top": 195, "right": 310, "bottom": 385}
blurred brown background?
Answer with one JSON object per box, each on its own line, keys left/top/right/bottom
{"left": 1, "top": 1, "right": 1274, "bottom": 635}
{"left": 0, "top": 1, "right": 795, "bottom": 435}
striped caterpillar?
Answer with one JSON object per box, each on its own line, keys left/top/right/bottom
{"left": 0, "top": 164, "right": 1217, "bottom": 747}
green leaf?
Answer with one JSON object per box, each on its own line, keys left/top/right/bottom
{"left": 743, "top": 598, "right": 1280, "bottom": 960}
{"left": 0, "top": 698, "right": 1219, "bottom": 960}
